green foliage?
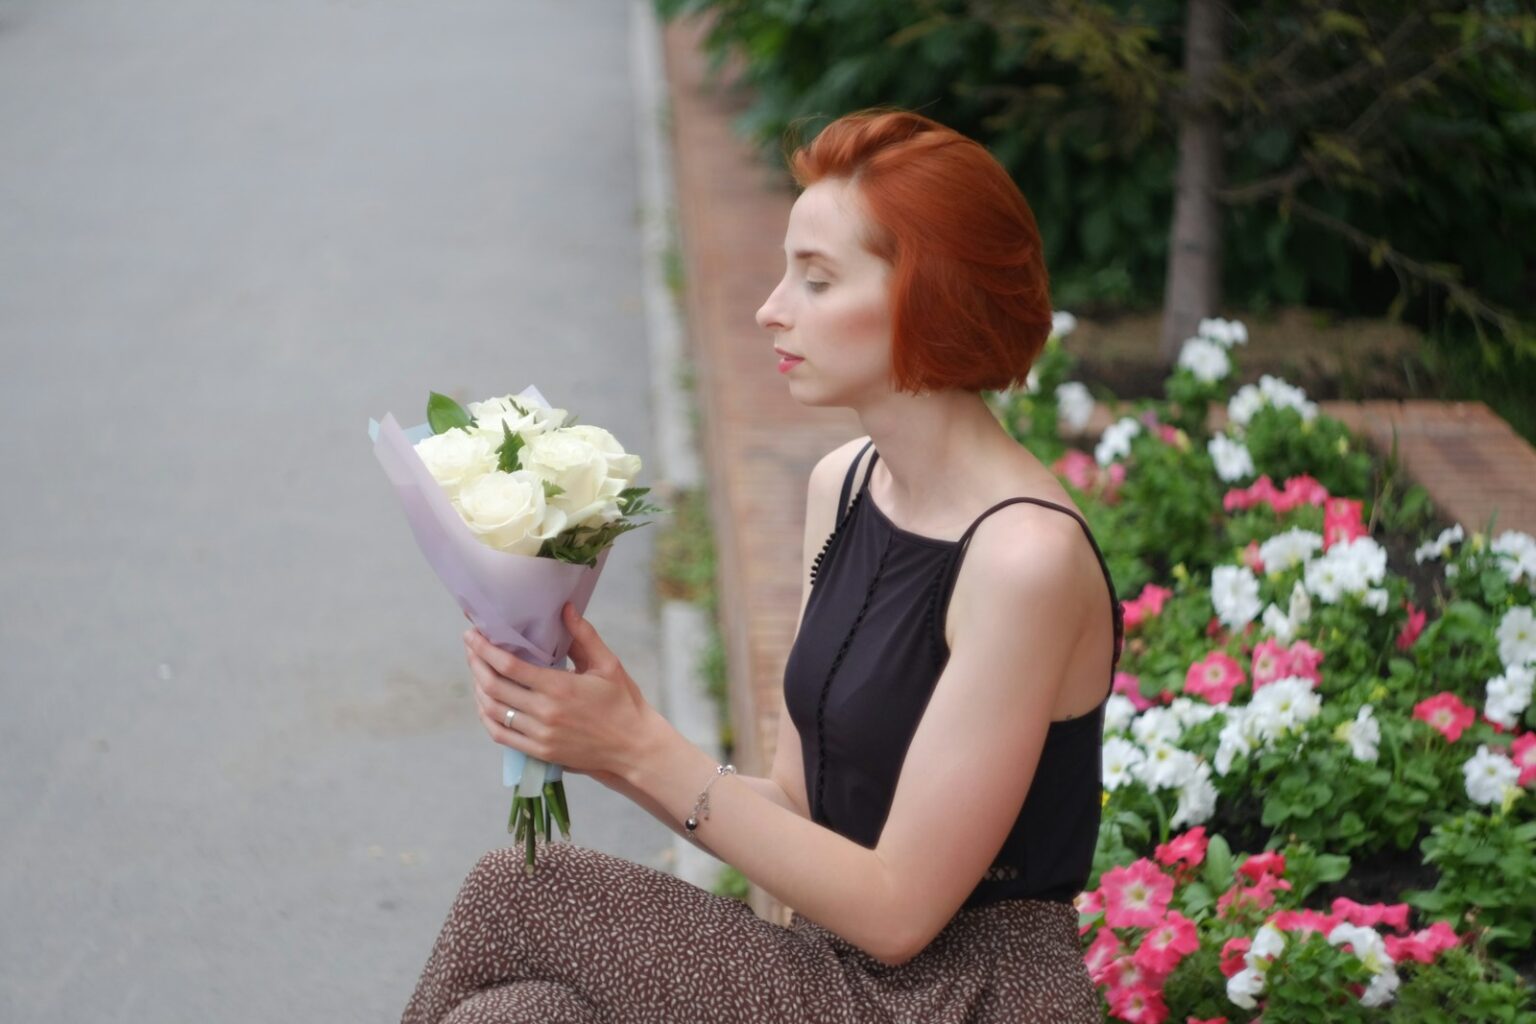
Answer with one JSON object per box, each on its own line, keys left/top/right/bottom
{"left": 1408, "top": 809, "right": 1536, "bottom": 958}
{"left": 655, "top": 0, "right": 1536, "bottom": 367}
{"left": 427, "top": 391, "right": 475, "bottom": 435}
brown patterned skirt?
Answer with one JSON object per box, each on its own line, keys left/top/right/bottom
{"left": 400, "top": 839, "right": 1102, "bottom": 1023}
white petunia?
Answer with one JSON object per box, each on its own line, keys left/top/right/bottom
{"left": 1261, "top": 603, "right": 1296, "bottom": 643}
{"left": 1212, "top": 564, "right": 1263, "bottom": 631}
{"left": 1259, "top": 528, "right": 1325, "bottom": 575}
{"left": 1328, "top": 923, "right": 1399, "bottom": 1006}
{"left": 1051, "top": 310, "right": 1078, "bottom": 338}
{"left": 1103, "top": 694, "right": 1137, "bottom": 735}
{"left": 1139, "top": 741, "right": 1200, "bottom": 792}
{"left": 1055, "top": 381, "right": 1095, "bottom": 434}
{"left": 1169, "top": 696, "right": 1221, "bottom": 730}
{"left": 1227, "top": 965, "right": 1265, "bottom": 1008}
{"left": 1207, "top": 432, "right": 1254, "bottom": 482}
{"left": 1492, "top": 530, "right": 1536, "bottom": 586}
{"left": 1463, "top": 744, "right": 1520, "bottom": 806}
{"left": 1304, "top": 536, "right": 1388, "bottom": 606}
{"left": 1102, "top": 737, "right": 1145, "bottom": 792}
{"left": 1215, "top": 709, "right": 1257, "bottom": 776}
{"left": 1131, "top": 706, "right": 1184, "bottom": 747}
{"left": 1497, "top": 605, "right": 1536, "bottom": 669}
{"left": 1484, "top": 665, "right": 1534, "bottom": 730}
{"left": 1414, "top": 523, "right": 1466, "bottom": 564}
{"left": 1024, "top": 367, "right": 1040, "bottom": 394}
{"left": 1248, "top": 677, "right": 1323, "bottom": 742}
{"left": 1198, "top": 317, "right": 1250, "bottom": 348}
{"left": 1171, "top": 760, "right": 1218, "bottom": 828}
{"left": 1250, "top": 922, "right": 1287, "bottom": 965}
{"left": 1094, "top": 416, "right": 1142, "bottom": 466}
{"left": 1334, "top": 704, "right": 1381, "bottom": 763}
{"left": 1178, "top": 336, "right": 1232, "bottom": 383}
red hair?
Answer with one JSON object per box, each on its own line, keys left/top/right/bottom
{"left": 783, "top": 107, "right": 1053, "bottom": 395}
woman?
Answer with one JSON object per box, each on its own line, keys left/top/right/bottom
{"left": 401, "top": 107, "right": 1122, "bottom": 1023}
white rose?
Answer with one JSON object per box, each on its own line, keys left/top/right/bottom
{"left": 467, "top": 396, "right": 569, "bottom": 445}
{"left": 561, "top": 423, "right": 643, "bottom": 485}
{"left": 456, "top": 469, "right": 568, "bottom": 556}
{"left": 414, "top": 429, "right": 499, "bottom": 502}
{"left": 520, "top": 429, "right": 627, "bottom": 530}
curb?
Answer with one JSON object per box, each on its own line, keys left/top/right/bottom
{"left": 629, "top": 0, "right": 725, "bottom": 892}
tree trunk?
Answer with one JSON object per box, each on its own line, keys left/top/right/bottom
{"left": 1159, "top": 0, "right": 1225, "bottom": 364}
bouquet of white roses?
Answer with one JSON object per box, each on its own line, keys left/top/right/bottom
{"left": 369, "top": 384, "right": 660, "bottom": 871}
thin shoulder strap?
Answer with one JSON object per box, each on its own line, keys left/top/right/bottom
{"left": 836, "top": 439, "right": 878, "bottom": 518}
{"left": 948, "top": 496, "right": 1125, "bottom": 669}
{"left": 811, "top": 440, "right": 879, "bottom": 589}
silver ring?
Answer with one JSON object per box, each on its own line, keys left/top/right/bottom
{"left": 504, "top": 708, "right": 517, "bottom": 728}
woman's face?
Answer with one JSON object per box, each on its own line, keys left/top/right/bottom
{"left": 754, "top": 178, "right": 894, "bottom": 407}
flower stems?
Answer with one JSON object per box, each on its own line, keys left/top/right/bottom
{"left": 505, "top": 782, "right": 574, "bottom": 875}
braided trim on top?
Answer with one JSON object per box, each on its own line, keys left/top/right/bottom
{"left": 812, "top": 528, "right": 895, "bottom": 826}
{"left": 809, "top": 478, "right": 869, "bottom": 587}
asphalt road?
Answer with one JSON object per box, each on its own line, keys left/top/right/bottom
{"left": 0, "top": 1, "right": 674, "bottom": 1019}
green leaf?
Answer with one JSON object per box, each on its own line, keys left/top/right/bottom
{"left": 1203, "top": 834, "right": 1234, "bottom": 891}
{"left": 541, "top": 480, "right": 566, "bottom": 500}
{"left": 427, "top": 391, "right": 475, "bottom": 435}
{"left": 496, "top": 421, "right": 525, "bottom": 473}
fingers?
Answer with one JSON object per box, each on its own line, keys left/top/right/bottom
{"left": 562, "top": 602, "right": 618, "bottom": 675}
{"left": 463, "top": 629, "right": 559, "bottom": 691}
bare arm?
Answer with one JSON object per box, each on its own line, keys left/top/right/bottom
{"left": 620, "top": 502, "right": 1094, "bottom": 967}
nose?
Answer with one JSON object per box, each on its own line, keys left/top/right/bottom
{"left": 755, "top": 279, "right": 789, "bottom": 332}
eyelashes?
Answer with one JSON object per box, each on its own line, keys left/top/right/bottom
{"left": 805, "top": 280, "right": 830, "bottom": 293}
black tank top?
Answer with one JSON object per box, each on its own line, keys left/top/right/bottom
{"left": 784, "top": 439, "right": 1125, "bottom": 907}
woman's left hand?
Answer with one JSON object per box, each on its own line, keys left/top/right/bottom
{"left": 464, "top": 601, "right": 655, "bottom": 781}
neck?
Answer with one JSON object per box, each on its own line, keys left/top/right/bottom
{"left": 857, "top": 389, "right": 1018, "bottom": 522}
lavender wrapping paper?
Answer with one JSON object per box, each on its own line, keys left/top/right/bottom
{"left": 368, "top": 385, "right": 612, "bottom": 799}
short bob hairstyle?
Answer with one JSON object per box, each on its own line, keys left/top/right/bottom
{"left": 783, "top": 107, "right": 1053, "bottom": 395}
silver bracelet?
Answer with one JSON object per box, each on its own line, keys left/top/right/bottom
{"left": 683, "top": 763, "right": 736, "bottom": 840}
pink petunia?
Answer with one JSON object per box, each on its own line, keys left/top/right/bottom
{"left": 1053, "top": 449, "right": 1099, "bottom": 491}
{"left": 1322, "top": 497, "right": 1366, "bottom": 548}
{"left": 1084, "top": 924, "right": 1124, "bottom": 982}
{"left": 1101, "top": 954, "right": 1154, "bottom": 994}
{"left": 1124, "top": 583, "right": 1174, "bottom": 629}
{"left": 1101, "top": 859, "right": 1175, "bottom": 929}
{"left": 1413, "top": 693, "right": 1477, "bottom": 742}
{"left": 1075, "top": 888, "right": 1105, "bottom": 934}
{"left": 1238, "top": 851, "right": 1287, "bottom": 882}
{"left": 1218, "top": 937, "right": 1251, "bottom": 978}
{"left": 1186, "top": 650, "right": 1246, "bottom": 705}
{"left": 1278, "top": 474, "right": 1331, "bottom": 513}
{"left": 1114, "top": 671, "right": 1156, "bottom": 712}
{"left": 1249, "top": 638, "right": 1292, "bottom": 690}
{"left": 1397, "top": 601, "right": 1427, "bottom": 651}
{"left": 1509, "top": 733, "right": 1536, "bottom": 786}
{"left": 1331, "top": 898, "right": 1411, "bottom": 933}
{"left": 1155, "top": 827, "right": 1209, "bottom": 873}
{"left": 1286, "top": 639, "right": 1325, "bottom": 682}
{"left": 1134, "top": 911, "right": 1199, "bottom": 977}
{"left": 1241, "top": 539, "right": 1265, "bottom": 574}
{"left": 1222, "top": 475, "right": 1282, "bottom": 513}
{"left": 1385, "top": 922, "right": 1459, "bottom": 965}
{"left": 1269, "top": 908, "right": 1340, "bottom": 937}
{"left": 1108, "top": 982, "right": 1169, "bottom": 1024}
{"left": 1219, "top": 873, "right": 1292, "bottom": 918}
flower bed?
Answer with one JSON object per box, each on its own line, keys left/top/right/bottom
{"left": 988, "top": 316, "right": 1536, "bottom": 1021}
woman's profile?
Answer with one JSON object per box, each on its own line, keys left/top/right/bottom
{"left": 401, "top": 106, "right": 1123, "bottom": 1023}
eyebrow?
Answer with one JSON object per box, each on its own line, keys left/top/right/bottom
{"left": 788, "top": 247, "right": 839, "bottom": 267}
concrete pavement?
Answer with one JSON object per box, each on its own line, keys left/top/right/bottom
{"left": 0, "top": 1, "right": 680, "bottom": 1019}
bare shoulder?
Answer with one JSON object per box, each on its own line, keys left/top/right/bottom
{"left": 949, "top": 492, "right": 1101, "bottom": 645}
{"left": 805, "top": 435, "right": 872, "bottom": 526}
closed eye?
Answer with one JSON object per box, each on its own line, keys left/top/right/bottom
{"left": 805, "top": 280, "right": 829, "bottom": 292}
